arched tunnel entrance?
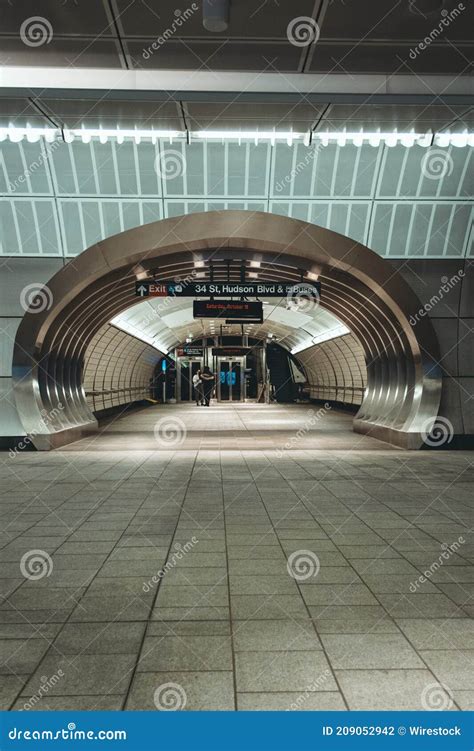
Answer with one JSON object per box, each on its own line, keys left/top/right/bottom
{"left": 12, "top": 211, "right": 441, "bottom": 450}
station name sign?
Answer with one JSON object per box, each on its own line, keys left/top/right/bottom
{"left": 212, "top": 347, "right": 251, "bottom": 357}
{"left": 136, "top": 281, "right": 321, "bottom": 298}
{"left": 193, "top": 300, "right": 263, "bottom": 322}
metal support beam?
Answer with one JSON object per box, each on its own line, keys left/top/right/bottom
{"left": 1, "top": 70, "right": 472, "bottom": 102}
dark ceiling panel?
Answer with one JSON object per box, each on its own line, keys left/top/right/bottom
{"left": 114, "top": 0, "right": 318, "bottom": 38}
{"left": 0, "top": 1, "right": 471, "bottom": 78}
{"left": 0, "top": 37, "right": 123, "bottom": 67}
{"left": 320, "top": 0, "right": 473, "bottom": 41}
{"left": 0, "top": 0, "right": 115, "bottom": 37}
{"left": 308, "top": 41, "right": 472, "bottom": 75}
{"left": 127, "top": 40, "right": 301, "bottom": 72}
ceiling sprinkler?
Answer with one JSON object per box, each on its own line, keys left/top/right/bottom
{"left": 203, "top": 0, "right": 230, "bottom": 32}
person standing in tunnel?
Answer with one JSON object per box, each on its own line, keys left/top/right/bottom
{"left": 193, "top": 368, "right": 204, "bottom": 406}
{"left": 200, "top": 366, "right": 215, "bottom": 407}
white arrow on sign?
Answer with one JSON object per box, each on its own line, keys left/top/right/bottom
{"left": 137, "top": 285, "right": 148, "bottom": 296}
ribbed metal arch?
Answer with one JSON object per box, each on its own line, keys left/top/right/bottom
{"left": 12, "top": 210, "right": 442, "bottom": 449}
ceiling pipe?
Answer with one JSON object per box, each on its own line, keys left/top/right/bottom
{"left": 203, "top": 0, "right": 230, "bottom": 32}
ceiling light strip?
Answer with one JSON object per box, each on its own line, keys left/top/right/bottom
{"left": 0, "top": 126, "right": 472, "bottom": 147}
{"left": 291, "top": 324, "right": 350, "bottom": 355}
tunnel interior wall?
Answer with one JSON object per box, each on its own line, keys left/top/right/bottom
{"left": 83, "top": 324, "right": 160, "bottom": 415}
{"left": 295, "top": 333, "right": 367, "bottom": 406}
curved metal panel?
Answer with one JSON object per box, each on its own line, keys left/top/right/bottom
{"left": 12, "top": 210, "right": 442, "bottom": 448}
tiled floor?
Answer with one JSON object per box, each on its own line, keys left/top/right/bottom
{"left": 0, "top": 403, "right": 473, "bottom": 711}
{"left": 66, "top": 402, "right": 389, "bottom": 452}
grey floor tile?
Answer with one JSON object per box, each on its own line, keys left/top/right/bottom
{"left": 156, "top": 584, "right": 228, "bottom": 608}
{"left": 126, "top": 671, "right": 234, "bottom": 710}
{"left": 53, "top": 622, "right": 146, "bottom": 655}
{"left": 311, "top": 606, "right": 399, "bottom": 633}
{"left": 237, "top": 691, "right": 346, "bottom": 710}
{"left": 151, "top": 606, "right": 230, "bottom": 621}
{"left": 161, "top": 567, "right": 227, "bottom": 585}
{"left": 300, "top": 584, "right": 378, "bottom": 606}
{"left": 69, "top": 595, "right": 151, "bottom": 622}
{"left": 229, "top": 575, "right": 298, "bottom": 595}
{"left": 0, "top": 639, "right": 51, "bottom": 675}
{"left": 360, "top": 574, "right": 440, "bottom": 594}
{"left": 233, "top": 619, "right": 321, "bottom": 652}
{"left": 108, "top": 547, "right": 170, "bottom": 561}
{"left": 23, "top": 654, "right": 136, "bottom": 696}
{"left": 0, "top": 623, "right": 61, "bottom": 640}
{"left": 419, "top": 650, "right": 474, "bottom": 689}
{"left": 227, "top": 546, "right": 285, "bottom": 560}
{"left": 228, "top": 559, "right": 289, "bottom": 575}
{"left": 98, "top": 560, "right": 166, "bottom": 577}
{"left": 235, "top": 650, "right": 336, "bottom": 692}
{"left": 337, "top": 546, "right": 401, "bottom": 559}
{"left": 321, "top": 633, "right": 423, "bottom": 669}
{"left": 395, "top": 618, "right": 474, "bottom": 650}
{"left": 0, "top": 674, "right": 27, "bottom": 709}
{"left": 137, "top": 634, "right": 232, "bottom": 671}
{"left": 231, "top": 594, "right": 309, "bottom": 620}
{"left": 148, "top": 620, "right": 230, "bottom": 636}
{"left": 436, "top": 583, "right": 473, "bottom": 606}
{"left": 336, "top": 669, "right": 457, "bottom": 710}
{"left": 453, "top": 691, "right": 474, "bottom": 710}
{"left": 172, "top": 553, "right": 227, "bottom": 568}
{"left": 377, "top": 594, "right": 467, "bottom": 618}
{"left": 350, "top": 559, "right": 419, "bottom": 575}
{"left": 13, "top": 694, "right": 124, "bottom": 710}
{"left": 3, "top": 587, "right": 85, "bottom": 611}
